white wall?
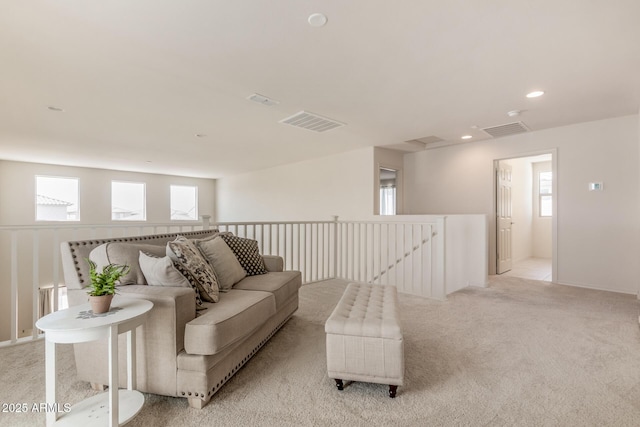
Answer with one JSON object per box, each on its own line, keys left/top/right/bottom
{"left": 532, "top": 161, "right": 552, "bottom": 258}
{"left": 0, "top": 160, "right": 215, "bottom": 341}
{"left": 404, "top": 115, "right": 640, "bottom": 294}
{"left": 216, "top": 147, "right": 375, "bottom": 222}
{"left": 0, "top": 160, "right": 216, "bottom": 225}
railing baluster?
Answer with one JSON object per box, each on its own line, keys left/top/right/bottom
{"left": 53, "top": 229, "right": 60, "bottom": 313}
{"left": 10, "top": 231, "right": 18, "bottom": 343}
{"left": 32, "top": 230, "right": 39, "bottom": 339}
{"left": 304, "top": 224, "right": 308, "bottom": 283}
{"left": 320, "top": 223, "right": 324, "bottom": 280}
{"left": 288, "top": 224, "right": 293, "bottom": 271}
{"left": 385, "top": 224, "right": 389, "bottom": 286}
{"left": 417, "top": 225, "right": 421, "bottom": 294}
{"left": 356, "top": 223, "right": 360, "bottom": 282}
{"left": 313, "top": 223, "right": 316, "bottom": 280}
{"left": 259, "top": 224, "right": 264, "bottom": 254}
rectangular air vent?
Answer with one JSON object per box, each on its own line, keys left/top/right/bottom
{"left": 482, "top": 122, "right": 530, "bottom": 138}
{"left": 279, "top": 111, "right": 345, "bottom": 133}
{"left": 405, "top": 135, "right": 445, "bottom": 146}
{"left": 247, "top": 93, "right": 279, "bottom": 106}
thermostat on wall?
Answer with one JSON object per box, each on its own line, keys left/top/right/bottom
{"left": 588, "top": 182, "right": 603, "bottom": 191}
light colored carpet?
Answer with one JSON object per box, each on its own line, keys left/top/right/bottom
{"left": 2, "top": 277, "right": 640, "bottom": 426}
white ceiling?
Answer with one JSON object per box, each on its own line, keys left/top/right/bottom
{"left": 1, "top": 1, "right": 639, "bottom": 179}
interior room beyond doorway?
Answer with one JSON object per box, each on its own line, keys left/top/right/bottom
{"left": 497, "top": 154, "right": 553, "bottom": 282}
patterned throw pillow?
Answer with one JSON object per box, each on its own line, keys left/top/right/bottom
{"left": 167, "top": 236, "right": 220, "bottom": 303}
{"left": 172, "top": 261, "right": 206, "bottom": 309}
{"left": 220, "top": 234, "right": 267, "bottom": 276}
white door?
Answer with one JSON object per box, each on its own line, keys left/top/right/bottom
{"left": 497, "top": 163, "right": 513, "bottom": 274}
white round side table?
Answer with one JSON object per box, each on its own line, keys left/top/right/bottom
{"left": 36, "top": 297, "right": 153, "bottom": 427}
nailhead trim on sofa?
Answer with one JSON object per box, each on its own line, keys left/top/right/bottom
{"left": 179, "top": 314, "right": 292, "bottom": 401}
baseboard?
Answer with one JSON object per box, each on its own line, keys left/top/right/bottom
{"left": 554, "top": 280, "right": 636, "bottom": 296}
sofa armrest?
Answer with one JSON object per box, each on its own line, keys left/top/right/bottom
{"left": 263, "top": 255, "right": 284, "bottom": 272}
{"left": 67, "top": 285, "right": 196, "bottom": 395}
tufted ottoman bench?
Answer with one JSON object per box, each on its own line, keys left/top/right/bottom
{"left": 324, "top": 282, "right": 404, "bottom": 398}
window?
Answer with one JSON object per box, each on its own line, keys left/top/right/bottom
{"left": 36, "top": 176, "right": 80, "bottom": 221}
{"left": 112, "top": 181, "right": 146, "bottom": 221}
{"left": 170, "top": 185, "right": 198, "bottom": 220}
{"left": 539, "top": 171, "right": 552, "bottom": 217}
{"left": 379, "top": 168, "right": 397, "bottom": 216}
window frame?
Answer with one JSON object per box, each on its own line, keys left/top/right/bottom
{"left": 111, "top": 180, "right": 147, "bottom": 221}
{"left": 35, "top": 175, "right": 80, "bottom": 222}
{"left": 170, "top": 184, "right": 199, "bottom": 221}
{"left": 538, "top": 171, "right": 552, "bottom": 217}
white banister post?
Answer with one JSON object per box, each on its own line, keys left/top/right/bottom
{"left": 433, "top": 216, "right": 447, "bottom": 300}
{"left": 11, "top": 231, "right": 18, "bottom": 344}
{"left": 53, "top": 229, "right": 60, "bottom": 313}
{"left": 201, "top": 215, "right": 211, "bottom": 230}
{"left": 32, "top": 230, "right": 40, "bottom": 339}
{"left": 332, "top": 216, "right": 339, "bottom": 279}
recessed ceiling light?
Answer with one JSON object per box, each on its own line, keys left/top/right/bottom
{"left": 507, "top": 110, "right": 521, "bottom": 117}
{"left": 308, "top": 13, "right": 328, "bottom": 27}
{"left": 461, "top": 135, "right": 473, "bottom": 140}
{"left": 47, "top": 106, "right": 64, "bottom": 112}
{"left": 195, "top": 134, "right": 207, "bottom": 138}
{"left": 526, "top": 91, "right": 545, "bottom": 98}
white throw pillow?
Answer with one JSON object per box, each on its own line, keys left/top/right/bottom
{"left": 90, "top": 242, "right": 166, "bottom": 285}
{"left": 196, "top": 236, "right": 246, "bottom": 291}
{"left": 139, "top": 251, "right": 191, "bottom": 288}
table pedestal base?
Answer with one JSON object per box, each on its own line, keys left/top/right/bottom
{"left": 53, "top": 390, "right": 144, "bottom": 426}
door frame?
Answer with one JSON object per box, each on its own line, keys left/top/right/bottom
{"left": 491, "top": 148, "right": 558, "bottom": 281}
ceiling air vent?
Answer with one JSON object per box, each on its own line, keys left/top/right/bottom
{"left": 279, "top": 111, "right": 345, "bottom": 133}
{"left": 247, "top": 93, "right": 279, "bottom": 106}
{"left": 405, "top": 135, "right": 445, "bottom": 147}
{"left": 482, "top": 122, "right": 530, "bottom": 138}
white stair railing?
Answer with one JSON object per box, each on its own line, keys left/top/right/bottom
{"left": 334, "top": 218, "right": 445, "bottom": 299}
{"left": 0, "top": 216, "right": 446, "bottom": 347}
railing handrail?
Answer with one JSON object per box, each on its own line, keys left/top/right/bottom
{"left": 337, "top": 219, "right": 445, "bottom": 225}
{"left": 0, "top": 222, "right": 203, "bottom": 231}
{"left": 0, "top": 218, "right": 446, "bottom": 231}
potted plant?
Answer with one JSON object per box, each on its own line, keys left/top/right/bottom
{"left": 86, "top": 259, "right": 130, "bottom": 314}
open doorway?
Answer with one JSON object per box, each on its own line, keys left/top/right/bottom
{"left": 495, "top": 152, "right": 556, "bottom": 282}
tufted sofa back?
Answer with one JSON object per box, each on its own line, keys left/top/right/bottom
{"left": 60, "top": 229, "right": 219, "bottom": 290}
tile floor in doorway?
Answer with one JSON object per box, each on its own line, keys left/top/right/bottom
{"left": 501, "top": 257, "right": 552, "bottom": 281}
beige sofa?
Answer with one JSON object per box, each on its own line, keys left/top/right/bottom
{"left": 60, "top": 229, "right": 301, "bottom": 409}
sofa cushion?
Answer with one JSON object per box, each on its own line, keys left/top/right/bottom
{"left": 233, "top": 271, "right": 301, "bottom": 310}
{"left": 167, "top": 236, "right": 220, "bottom": 303}
{"left": 184, "top": 289, "right": 276, "bottom": 355}
{"left": 195, "top": 236, "right": 246, "bottom": 292}
{"left": 220, "top": 235, "right": 267, "bottom": 276}
{"left": 90, "top": 242, "right": 166, "bottom": 285}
